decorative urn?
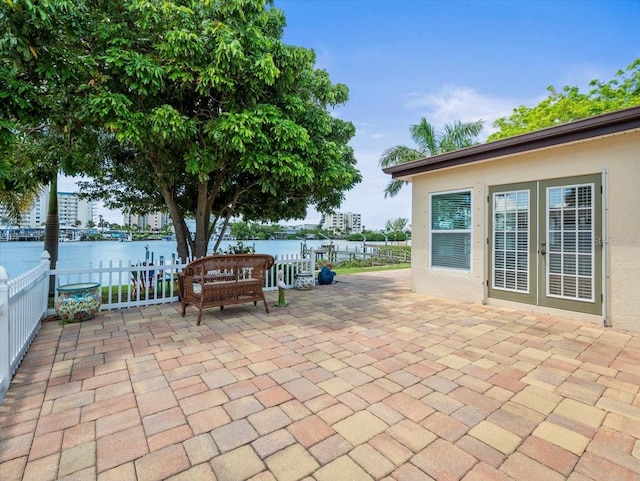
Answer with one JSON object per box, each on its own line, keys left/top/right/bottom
{"left": 56, "top": 282, "right": 102, "bottom": 323}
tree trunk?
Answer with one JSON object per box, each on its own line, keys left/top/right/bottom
{"left": 173, "top": 217, "right": 192, "bottom": 262}
{"left": 44, "top": 175, "right": 59, "bottom": 297}
{"left": 190, "top": 180, "right": 211, "bottom": 258}
{"left": 159, "top": 181, "right": 193, "bottom": 262}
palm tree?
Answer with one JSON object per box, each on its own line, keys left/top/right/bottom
{"left": 379, "top": 118, "right": 484, "bottom": 198}
{"left": 0, "top": 183, "right": 42, "bottom": 225}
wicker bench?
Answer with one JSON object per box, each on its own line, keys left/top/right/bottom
{"left": 178, "top": 254, "right": 275, "bottom": 325}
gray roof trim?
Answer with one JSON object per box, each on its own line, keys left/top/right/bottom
{"left": 383, "top": 105, "right": 640, "bottom": 179}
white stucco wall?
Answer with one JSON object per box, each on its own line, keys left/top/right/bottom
{"left": 409, "top": 129, "right": 640, "bottom": 331}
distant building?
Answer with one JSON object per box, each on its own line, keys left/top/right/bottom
{"left": 322, "top": 212, "right": 362, "bottom": 235}
{"left": 124, "top": 212, "right": 172, "bottom": 231}
{"left": 0, "top": 188, "right": 97, "bottom": 228}
{"left": 58, "top": 192, "right": 96, "bottom": 227}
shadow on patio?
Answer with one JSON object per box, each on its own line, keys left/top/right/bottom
{"left": 2, "top": 269, "right": 640, "bottom": 480}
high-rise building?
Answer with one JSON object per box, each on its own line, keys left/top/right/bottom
{"left": 58, "top": 192, "right": 96, "bottom": 226}
{"left": 124, "top": 212, "right": 172, "bottom": 231}
{"left": 322, "top": 212, "right": 362, "bottom": 235}
{"left": 0, "top": 188, "right": 96, "bottom": 228}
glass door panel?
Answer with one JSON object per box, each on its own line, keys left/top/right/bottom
{"left": 539, "top": 175, "right": 601, "bottom": 315}
{"left": 488, "top": 182, "right": 536, "bottom": 305}
{"left": 489, "top": 175, "right": 601, "bottom": 316}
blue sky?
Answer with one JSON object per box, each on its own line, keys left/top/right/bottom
{"left": 63, "top": 0, "right": 640, "bottom": 229}
{"left": 274, "top": 0, "right": 640, "bottom": 229}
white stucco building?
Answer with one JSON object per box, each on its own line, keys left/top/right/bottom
{"left": 384, "top": 106, "right": 640, "bottom": 331}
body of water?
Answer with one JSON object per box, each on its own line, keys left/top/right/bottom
{"left": 0, "top": 238, "right": 362, "bottom": 278}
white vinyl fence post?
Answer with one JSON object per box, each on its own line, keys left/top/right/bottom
{"left": 309, "top": 249, "right": 316, "bottom": 274}
{"left": 0, "top": 266, "right": 10, "bottom": 401}
{"left": 41, "top": 251, "right": 51, "bottom": 315}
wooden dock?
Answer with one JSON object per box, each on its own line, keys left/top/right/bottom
{"left": 312, "top": 244, "right": 410, "bottom": 264}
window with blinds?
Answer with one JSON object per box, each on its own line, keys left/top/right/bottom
{"left": 430, "top": 190, "right": 472, "bottom": 270}
{"left": 547, "top": 183, "right": 594, "bottom": 301}
{"left": 493, "top": 190, "right": 529, "bottom": 292}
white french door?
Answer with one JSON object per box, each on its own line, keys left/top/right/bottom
{"left": 489, "top": 175, "right": 602, "bottom": 315}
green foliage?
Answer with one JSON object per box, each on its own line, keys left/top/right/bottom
{"left": 217, "top": 241, "right": 256, "bottom": 255}
{"left": 334, "top": 254, "right": 410, "bottom": 269}
{"left": 2, "top": 0, "right": 361, "bottom": 261}
{"left": 489, "top": 59, "right": 640, "bottom": 141}
{"left": 230, "top": 221, "right": 282, "bottom": 240}
{"left": 378, "top": 245, "right": 411, "bottom": 256}
{"left": 345, "top": 232, "right": 369, "bottom": 241}
{"left": 333, "top": 263, "right": 410, "bottom": 275}
{"left": 384, "top": 231, "right": 408, "bottom": 242}
{"left": 1, "top": 0, "right": 104, "bottom": 273}
{"left": 385, "top": 217, "right": 409, "bottom": 233}
{"left": 230, "top": 221, "right": 252, "bottom": 240}
{"left": 379, "top": 119, "right": 483, "bottom": 197}
{"left": 335, "top": 258, "right": 372, "bottom": 269}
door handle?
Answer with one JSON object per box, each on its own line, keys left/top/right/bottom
{"left": 539, "top": 241, "right": 546, "bottom": 255}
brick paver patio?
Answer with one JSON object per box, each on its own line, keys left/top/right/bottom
{"left": 2, "top": 269, "right": 640, "bottom": 480}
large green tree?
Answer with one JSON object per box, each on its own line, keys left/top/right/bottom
{"left": 75, "top": 0, "right": 360, "bottom": 260}
{"left": 378, "top": 118, "right": 483, "bottom": 198}
{"left": 2, "top": 0, "right": 361, "bottom": 262}
{"left": 489, "top": 58, "right": 640, "bottom": 141}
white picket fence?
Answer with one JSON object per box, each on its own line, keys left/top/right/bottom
{"left": 49, "top": 252, "right": 315, "bottom": 312}
{"left": 0, "top": 251, "right": 315, "bottom": 402}
{"left": 0, "top": 252, "right": 50, "bottom": 403}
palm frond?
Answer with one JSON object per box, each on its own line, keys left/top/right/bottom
{"left": 384, "top": 179, "right": 408, "bottom": 198}
{"left": 378, "top": 145, "right": 425, "bottom": 168}
{"left": 0, "top": 186, "right": 42, "bottom": 223}
{"left": 380, "top": 117, "right": 484, "bottom": 199}
{"left": 440, "top": 120, "right": 484, "bottom": 152}
{"left": 410, "top": 118, "right": 438, "bottom": 156}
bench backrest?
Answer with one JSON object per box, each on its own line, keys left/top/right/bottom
{"left": 184, "top": 254, "right": 275, "bottom": 283}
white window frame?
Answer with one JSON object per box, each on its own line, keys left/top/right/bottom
{"left": 429, "top": 188, "right": 473, "bottom": 271}
{"left": 546, "top": 182, "right": 595, "bottom": 303}
{"left": 492, "top": 189, "right": 530, "bottom": 294}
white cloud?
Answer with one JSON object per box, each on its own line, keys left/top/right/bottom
{"left": 341, "top": 84, "right": 549, "bottom": 230}
{"left": 403, "top": 85, "right": 531, "bottom": 139}
{"left": 352, "top": 120, "right": 373, "bottom": 128}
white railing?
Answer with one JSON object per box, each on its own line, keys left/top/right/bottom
{"left": 0, "top": 252, "right": 50, "bottom": 403}
{"left": 48, "top": 252, "right": 316, "bottom": 314}
{"left": 314, "top": 244, "right": 411, "bottom": 264}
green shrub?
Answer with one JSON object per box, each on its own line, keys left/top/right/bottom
{"left": 217, "top": 241, "right": 256, "bottom": 254}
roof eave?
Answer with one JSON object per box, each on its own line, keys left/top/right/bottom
{"left": 383, "top": 105, "right": 640, "bottom": 179}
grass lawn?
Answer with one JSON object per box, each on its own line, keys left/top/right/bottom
{"left": 333, "top": 263, "right": 410, "bottom": 276}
